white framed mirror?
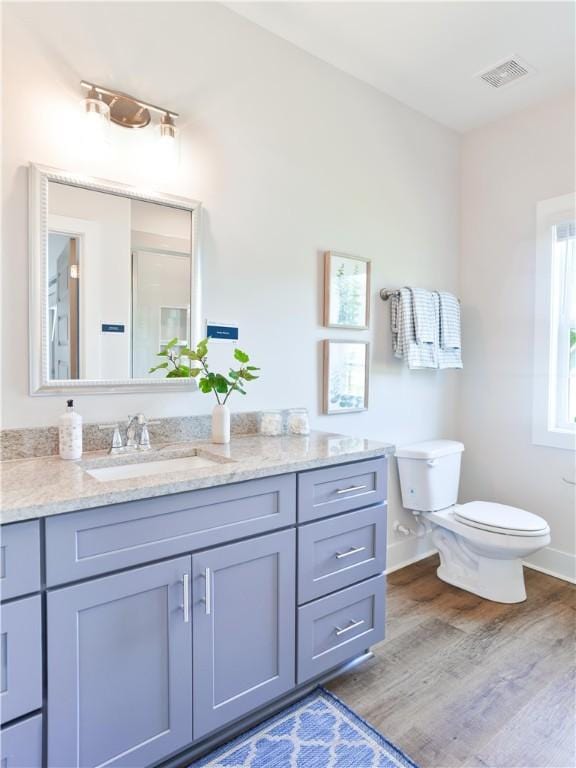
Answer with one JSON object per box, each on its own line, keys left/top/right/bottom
{"left": 29, "top": 164, "right": 202, "bottom": 394}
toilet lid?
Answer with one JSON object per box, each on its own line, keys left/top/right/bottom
{"left": 454, "top": 501, "right": 549, "bottom": 535}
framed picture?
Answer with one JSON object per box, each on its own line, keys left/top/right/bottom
{"left": 324, "top": 251, "right": 371, "bottom": 329}
{"left": 323, "top": 340, "right": 369, "bottom": 414}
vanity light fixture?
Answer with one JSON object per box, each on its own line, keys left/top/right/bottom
{"left": 80, "top": 81, "right": 179, "bottom": 161}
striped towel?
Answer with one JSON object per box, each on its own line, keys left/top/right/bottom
{"left": 411, "top": 288, "right": 436, "bottom": 344}
{"left": 436, "top": 291, "right": 462, "bottom": 369}
{"left": 391, "top": 288, "right": 437, "bottom": 369}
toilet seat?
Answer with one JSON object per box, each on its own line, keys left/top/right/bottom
{"left": 454, "top": 501, "right": 549, "bottom": 537}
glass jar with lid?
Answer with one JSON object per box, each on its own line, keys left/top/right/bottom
{"left": 259, "top": 410, "right": 283, "bottom": 436}
{"left": 287, "top": 408, "right": 310, "bottom": 435}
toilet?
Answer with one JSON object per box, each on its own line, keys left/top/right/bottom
{"left": 395, "top": 440, "right": 550, "bottom": 603}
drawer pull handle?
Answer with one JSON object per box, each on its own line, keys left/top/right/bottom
{"left": 204, "top": 567, "right": 212, "bottom": 615}
{"left": 335, "top": 618, "right": 365, "bottom": 636}
{"left": 336, "top": 484, "right": 368, "bottom": 495}
{"left": 181, "top": 573, "right": 190, "bottom": 623}
{"left": 336, "top": 545, "right": 367, "bottom": 560}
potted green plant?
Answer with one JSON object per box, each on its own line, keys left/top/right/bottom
{"left": 150, "top": 338, "right": 260, "bottom": 444}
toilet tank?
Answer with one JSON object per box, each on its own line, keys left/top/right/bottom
{"left": 396, "top": 440, "right": 465, "bottom": 512}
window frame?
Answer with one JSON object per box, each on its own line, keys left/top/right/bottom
{"left": 532, "top": 193, "right": 576, "bottom": 450}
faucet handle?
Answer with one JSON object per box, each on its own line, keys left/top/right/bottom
{"left": 98, "top": 423, "right": 124, "bottom": 454}
{"left": 138, "top": 419, "right": 160, "bottom": 450}
{"left": 139, "top": 423, "right": 151, "bottom": 451}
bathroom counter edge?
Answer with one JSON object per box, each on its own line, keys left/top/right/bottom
{"left": 0, "top": 431, "right": 394, "bottom": 523}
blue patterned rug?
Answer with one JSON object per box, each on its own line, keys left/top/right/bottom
{"left": 191, "top": 688, "right": 418, "bottom": 767}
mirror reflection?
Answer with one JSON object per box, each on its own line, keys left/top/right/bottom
{"left": 47, "top": 181, "right": 193, "bottom": 381}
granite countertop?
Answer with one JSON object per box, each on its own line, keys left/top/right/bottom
{"left": 0, "top": 431, "right": 394, "bottom": 524}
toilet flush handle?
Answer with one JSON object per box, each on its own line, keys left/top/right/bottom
{"left": 427, "top": 459, "right": 438, "bottom": 467}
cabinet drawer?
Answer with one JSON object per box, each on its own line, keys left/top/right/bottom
{"left": 0, "top": 596, "right": 42, "bottom": 724}
{"left": 0, "top": 522, "right": 41, "bottom": 600}
{"left": 298, "top": 505, "right": 386, "bottom": 603}
{"left": 1, "top": 714, "right": 42, "bottom": 768}
{"left": 45, "top": 474, "right": 296, "bottom": 585}
{"left": 297, "top": 574, "right": 385, "bottom": 683}
{"left": 298, "top": 458, "right": 386, "bottom": 523}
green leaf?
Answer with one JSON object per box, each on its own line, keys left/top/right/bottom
{"left": 166, "top": 367, "right": 189, "bottom": 378}
{"left": 164, "top": 337, "right": 179, "bottom": 351}
{"left": 148, "top": 361, "right": 169, "bottom": 373}
{"left": 228, "top": 370, "right": 240, "bottom": 380}
{"left": 242, "top": 371, "right": 258, "bottom": 381}
{"left": 156, "top": 350, "right": 169, "bottom": 357}
{"left": 246, "top": 366, "right": 260, "bottom": 371}
{"left": 214, "top": 374, "right": 229, "bottom": 394}
{"left": 199, "top": 378, "right": 213, "bottom": 393}
{"left": 234, "top": 348, "right": 249, "bottom": 364}
{"left": 189, "top": 367, "right": 202, "bottom": 377}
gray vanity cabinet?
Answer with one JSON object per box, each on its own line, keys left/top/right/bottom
{"left": 192, "top": 529, "right": 296, "bottom": 740}
{"left": 47, "top": 557, "right": 193, "bottom": 768}
{"left": 4, "top": 454, "right": 387, "bottom": 768}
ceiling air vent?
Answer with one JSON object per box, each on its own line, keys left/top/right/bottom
{"left": 477, "top": 57, "right": 533, "bottom": 89}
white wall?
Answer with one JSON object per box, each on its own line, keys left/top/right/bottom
{"left": 1, "top": 2, "right": 460, "bottom": 569}
{"left": 460, "top": 94, "right": 576, "bottom": 582}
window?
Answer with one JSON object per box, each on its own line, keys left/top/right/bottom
{"left": 533, "top": 194, "right": 576, "bottom": 450}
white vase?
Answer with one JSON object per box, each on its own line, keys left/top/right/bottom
{"left": 212, "top": 404, "right": 230, "bottom": 444}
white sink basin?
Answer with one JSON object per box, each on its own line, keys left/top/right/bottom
{"left": 85, "top": 453, "right": 223, "bottom": 483}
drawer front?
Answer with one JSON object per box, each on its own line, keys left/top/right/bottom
{"left": 298, "top": 505, "right": 386, "bottom": 603}
{"left": 1, "top": 714, "right": 42, "bottom": 768}
{"left": 297, "top": 574, "right": 385, "bottom": 683}
{"left": 0, "top": 522, "right": 41, "bottom": 601}
{"left": 45, "top": 474, "right": 296, "bottom": 586}
{"left": 0, "top": 596, "right": 43, "bottom": 724}
{"left": 298, "top": 458, "right": 386, "bottom": 523}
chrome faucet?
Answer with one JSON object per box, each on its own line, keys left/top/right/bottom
{"left": 126, "top": 415, "right": 140, "bottom": 450}
{"left": 99, "top": 414, "right": 159, "bottom": 454}
{"left": 126, "top": 414, "right": 160, "bottom": 452}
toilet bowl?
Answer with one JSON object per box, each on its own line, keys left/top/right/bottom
{"left": 396, "top": 441, "right": 550, "bottom": 604}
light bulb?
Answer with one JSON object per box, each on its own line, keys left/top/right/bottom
{"left": 155, "top": 114, "right": 179, "bottom": 175}
{"left": 82, "top": 89, "right": 110, "bottom": 152}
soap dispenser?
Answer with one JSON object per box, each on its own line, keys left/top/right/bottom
{"left": 59, "top": 399, "right": 83, "bottom": 460}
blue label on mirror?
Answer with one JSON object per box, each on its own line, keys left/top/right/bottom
{"left": 102, "top": 323, "right": 125, "bottom": 333}
{"left": 206, "top": 324, "right": 238, "bottom": 341}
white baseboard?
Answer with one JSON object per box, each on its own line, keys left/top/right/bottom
{"left": 385, "top": 532, "right": 436, "bottom": 575}
{"left": 523, "top": 546, "right": 576, "bottom": 585}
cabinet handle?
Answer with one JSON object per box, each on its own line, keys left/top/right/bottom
{"left": 336, "top": 545, "right": 367, "bottom": 560}
{"left": 204, "top": 567, "right": 212, "bottom": 615}
{"left": 182, "top": 573, "right": 190, "bottom": 623}
{"left": 335, "top": 618, "right": 365, "bottom": 636}
{"left": 336, "top": 484, "right": 367, "bottom": 495}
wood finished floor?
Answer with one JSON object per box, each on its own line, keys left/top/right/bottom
{"left": 327, "top": 556, "right": 576, "bottom": 768}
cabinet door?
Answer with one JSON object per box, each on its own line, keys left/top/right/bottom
{"left": 193, "top": 529, "right": 295, "bottom": 739}
{"left": 0, "top": 596, "right": 42, "bottom": 724}
{"left": 47, "top": 557, "right": 192, "bottom": 768}
{"left": 0, "top": 714, "right": 42, "bottom": 768}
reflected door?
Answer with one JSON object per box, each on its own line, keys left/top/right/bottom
{"left": 132, "top": 250, "right": 191, "bottom": 377}
{"left": 49, "top": 233, "right": 79, "bottom": 379}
